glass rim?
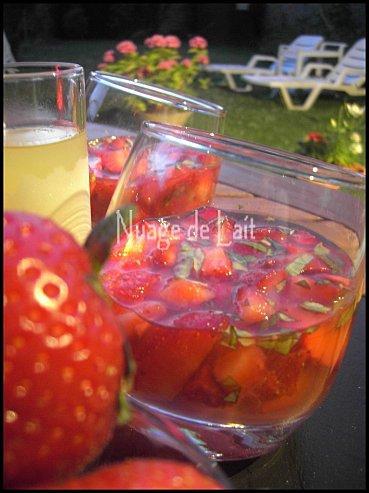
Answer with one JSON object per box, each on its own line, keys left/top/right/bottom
{"left": 88, "top": 70, "right": 226, "bottom": 117}
{"left": 3, "top": 62, "right": 84, "bottom": 80}
{"left": 140, "top": 121, "right": 365, "bottom": 190}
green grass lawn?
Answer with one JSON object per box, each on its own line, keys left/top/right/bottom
{"left": 17, "top": 39, "right": 365, "bottom": 161}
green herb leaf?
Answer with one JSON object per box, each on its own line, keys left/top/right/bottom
{"left": 276, "top": 280, "right": 287, "bottom": 293}
{"left": 260, "top": 313, "right": 279, "bottom": 329}
{"left": 224, "top": 389, "right": 240, "bottom": 403}
{"left": 300, "top": 301, "right": 331, "bottom": 313}
{"left": 242, "top": 241, "right": 268, "bottom": 253}
{"left": 221, "top": 325, "right": 239, "bottom": 349}
{"left": 305, "top": 326, "right": 318, "bottom": 334}
{"left": 278, "top": 312, "right": 295, "bottom": 322}
{"left": 285, "top": 254, "right": 314, "bottom": 276}
{"left": 258, "top": 334, "right": 299, "bottom": 355}
{"left": 232, "top": 261, "right": 248, "bottom": 272}
{"left": 222, "top": 376, "right": 241, "bottom": 390}
{"left": 338, "top": 305, "right": 356, "bottom": 327}
{"left": 173, "top": 257, "right": 193, "bottom": 279}
{"left": 316, "top": 279, "right": 332, "bottom": 285}
{"left": 318, "top": 253, "right": 341, "bottom": 274}
{"left": 314, "top": 242, "right": 330, "bottom": 256}
{"left": 296, "top": 279, "right": 311, "bottom": 289}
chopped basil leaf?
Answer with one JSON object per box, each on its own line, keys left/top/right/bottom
{"left": 300, "top": 301, "right": 331, "bottom": 313}
{"left": 229, "top": 252, "right": 256, "bottom": 268}
{"left": 261, "top": 238, "right": 272, "bottom": 247}
{"left": 193, "top": 248, "right": 205, "bottom": 273}
{"left": 258, "top": 334, "right": 299, "bottom": 355}
{"left": 338, "top": 305, "right": 356, "bottom": 328}
{"left": 276, "top": 280, "right": 287, "bottom": 292}
{"left": 222, "top": 376, "right": 240, "bottom": 390}
{"left": 306, "top": 326, "right": 318, "bottom": 334}
{"left": 173, "top": 257, "right": 193, "bottom": 279}
{"left": 315, "top": 279, "right": 331, "bottom": 285}
{"left": 182, "top": 159, "right": 196, "bottom": 168}
{"left": 260, "top": 313, "right": 278, "bottom": 329}
{"left": 296, "top": 279, "right": 311, "bottom": 289}
{"left": 285, "top": 254, "right": 314, "bottom": 276}
{"left": 221, "top": 325, "right": 239, "bottom": 349}
{"left": 278, "top": 312, "right": 295, "bottom": 322}
{"left": 224, "top": 389, "right": 240, "bottom": 403}
{"left": 318, "top": 253, "right": 341, "bottom": 274}
{"left": 267, "top": 238, "right": 286, "bottom": 253}
{"left": 314, "top": 242, "right": 330, "bottom": 256}
{"left": 174, "top": 242, "right": 204, "bottom": 277}
{"left": 232, "top": 261, "right": 248, "bottom": 272}
{"left": 242, "top": 241, "right": 268, "bottom": 253}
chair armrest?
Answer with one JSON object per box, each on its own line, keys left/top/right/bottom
{"left": 300, "top": 63, "right": 335, "bottom": 79}
{"left": 320, "top": 41, "right": 347, "bottom": 58}
{"left": 247, "top": 54, "right": 278, "bottom": 70}
{"left": 334, "top": 67, "right": 366, "bottom": 86}
{"left": 294, "top": 50, "right": 343, "bottom": 75}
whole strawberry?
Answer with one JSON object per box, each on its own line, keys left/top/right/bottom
{"left": 34, "top": 459, "right": 224, "bottom": 489}
{"left": 4, "top": 212, "right": 124, "bottom": 488}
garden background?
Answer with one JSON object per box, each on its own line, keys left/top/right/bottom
{"left": 4, "top": 2, "right": 366, "bottom": 164}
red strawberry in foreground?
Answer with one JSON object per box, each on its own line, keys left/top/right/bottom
{"left": 33, "top": 459, "right": 223, "bottom": 490}
{"left": 4, "top": 212, "right": 125, "bottom": 488}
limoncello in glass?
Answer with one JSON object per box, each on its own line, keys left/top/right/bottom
{"left": 4, "top": 63, "right": 91, "bottom": 244}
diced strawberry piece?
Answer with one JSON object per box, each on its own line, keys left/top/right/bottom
{"left": 200, "top": 247, "right": 233, "bottom": 278}
{"left": 236, "top": 287, "right": 276, "bottom": 325}
{"left": 173, "top": 311, "right": 230, "bottom": 331}
{"left": 160, "top": 279, "right": 214, "bottom": 307}
{"left": 88, "top": 136, "right": 132, "bottom": 174}
{"left": 103, "top": 270, "right": 161, "bottom": 304}
{"left": 284, "top": 274, "right": 342, "bottom": 306}
{"left": 209, "top": 216, "right": 235, "bottom": 247}
{"left": 257, "top": 270, "right": 286, "bottom": 293}
{"left": 180, "top": 363, "right": 225, "bottom": 407}
{"left": 302, "top": 319, "right": 351, "bottom": 368}
{"left": 132, "top": 326, "right": 223, "bottom": 400}
{"left": 149, "top": 242, "right": 179, "bottom": 267}
{"left": 303, "top": 256, "right": 331, "bottom": 274}
{"left": 290, "top": 230, "right": 318, "bottom": 246}
{"left": 198, "top": 207, "right": 219, "bottom": 223}
{"left": 134, "top": 300, "right": 167, "bottom": 321}
{"left": 213, "top": 345, "right": 267, "bottom": 392}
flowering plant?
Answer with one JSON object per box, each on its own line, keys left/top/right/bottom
{"left": 98, "top": 35, "right": 210, "bottom": 113}
{"left": 297, "top": 103, "right": 365, "bottom": 173}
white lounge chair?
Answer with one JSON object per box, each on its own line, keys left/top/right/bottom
{"left": 242, "top": 38, "right": 365, "bottom": 111}
{"left": 205, "top": 35, "right": 326, "bottom": 92}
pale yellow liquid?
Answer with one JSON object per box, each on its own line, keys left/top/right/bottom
{"left": 4, "top": 126, "right": 91, "bottom": 244}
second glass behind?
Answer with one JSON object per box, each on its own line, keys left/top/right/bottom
{"left": 86, "top": 71, "right": 225, "bottom": 224}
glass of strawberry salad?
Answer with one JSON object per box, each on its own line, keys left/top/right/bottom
{"left": 86, "top": 72, "right": 225, "bottom": 224}
{"left": 101, "top": 123, "right": 365, "bottom": 460}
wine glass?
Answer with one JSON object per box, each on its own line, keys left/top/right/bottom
{"left": 4, "top": 62, "right": 91, "bottom": 244}
{"left": 85, "top": 71, "right": 225, "bottom": 224}
{"left": 102, "top": 121, "right": 365, "bottom": 460}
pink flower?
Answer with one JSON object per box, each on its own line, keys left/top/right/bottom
{"left": 164, "top": 35, "right": 181, "bottom": 49}
{"left": 157, "top": 59, "right": 177, "bottom": 70}
{"left": 97, "top": 63, "right": 108, "bottom": 70}
{"left": 103, "top": 50, "right": 115, "bottom": 63}
{"left": 197, "top": 54, "right": 209, "bottom": 65}
{"left": 181, "top": 58, "right": 192, "bottom": 68}
{"left": 116, "top": 40, "right": 137, "bottom": 54}
{"left": 144, "top": 34, "right": 167, "bottom": 48}
{"left": 189, "top": 36, "right": 208, "bottom": 49}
